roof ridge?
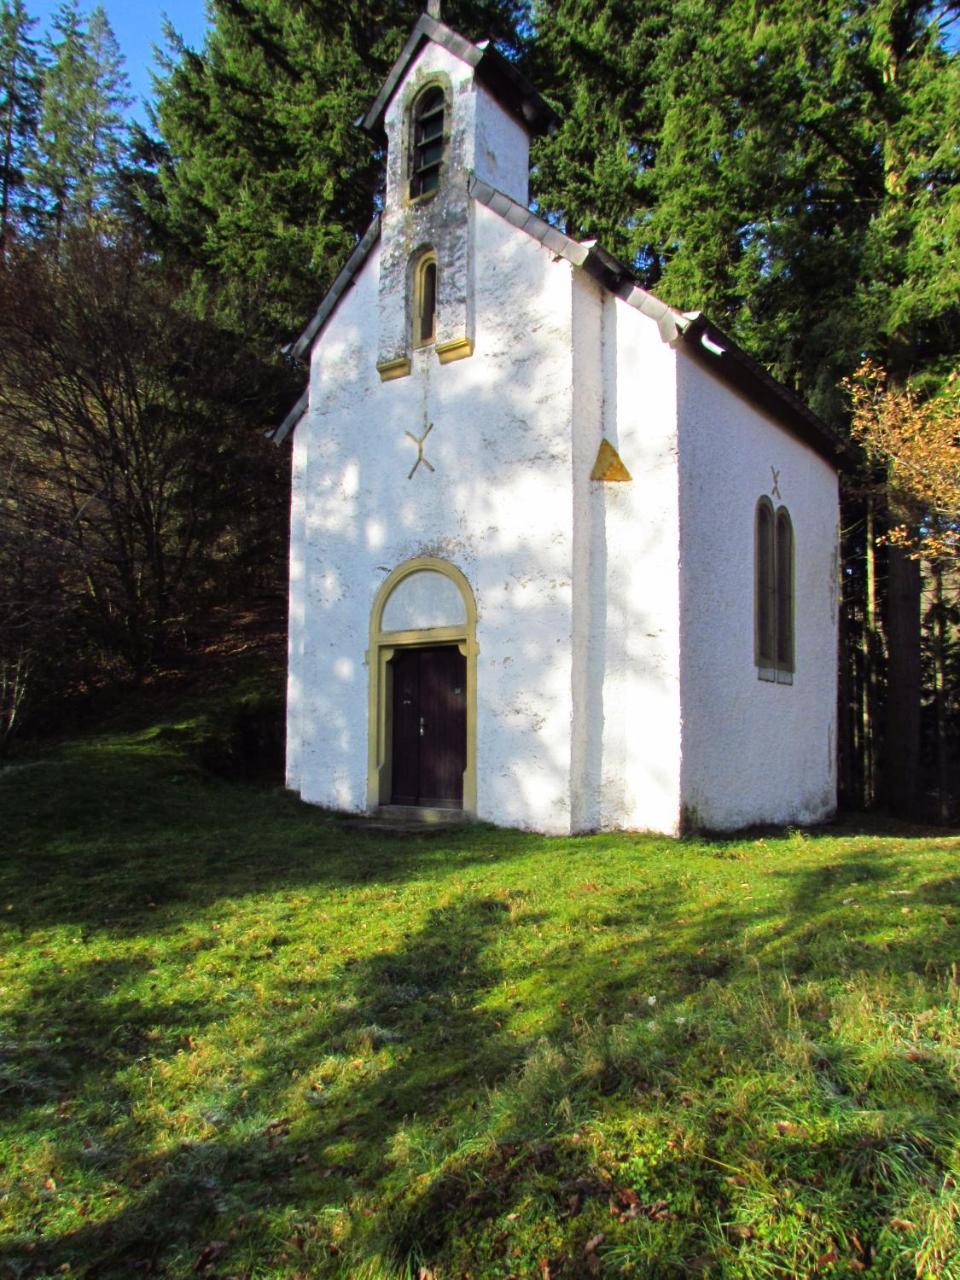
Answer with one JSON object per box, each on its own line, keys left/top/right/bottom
{"left": 362, "top": 16, "right": 557, "bottom": 139}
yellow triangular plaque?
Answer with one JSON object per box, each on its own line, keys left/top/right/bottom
{"left": 590, "top": 438, "right": 632, "bottom": 482}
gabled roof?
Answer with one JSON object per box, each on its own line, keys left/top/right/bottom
{"left": 291, "top": 216, "right": 381, "bottom": 361}
{"left": 271, "top": 176, "right": 843, "bottom": 465}
{"left": 361, "top": 13, "right": 558, "bottom": 140}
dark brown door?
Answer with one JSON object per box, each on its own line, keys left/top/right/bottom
{"left": 391, "top": 646, "right": 466, "bottom": 807}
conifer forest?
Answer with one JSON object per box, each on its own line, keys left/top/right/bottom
{"left": 0, "top": 0, "right": 958, "bottom": 821}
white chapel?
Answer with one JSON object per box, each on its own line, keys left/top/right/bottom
{"left": 272, "top": 9, "right": 842, "bottom": 836}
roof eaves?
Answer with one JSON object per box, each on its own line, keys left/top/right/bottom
{"left": 270, "top": 388, "right": 308, "bottom": 447}
{"left": 291, "top": 216, "right": 381, "bottom": 360}
{"left": 470, "top": 178, "right": 839, "bottom": 463}
{"left": 678, "top": 314, "right": 845, "bottom": 464}
{"left": 471, "top": 44, "right": 559, "bottom": 135}
{"left": 469, "top": 177, "right": 685, "bottom": 341}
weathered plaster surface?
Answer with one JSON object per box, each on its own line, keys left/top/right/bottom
{"left": 286, "top": 28, "right": 839, "bottom": 837}
{"left": 381, "top": 569, "right": 466, "bottom": 631}
{"left": 290, "top": 200, "right": 578, "bottom": 833}
{"left": 377, "top": 42, "right": 528, "bottom": 370}
{"left": 677, "top": 350, "right": 839, "bottom": 830}
{"left": 285, "top": 421, "right": 308, "bottom": 794}
{"left": 598, "top": 291, "right": 682, "bottom": 835}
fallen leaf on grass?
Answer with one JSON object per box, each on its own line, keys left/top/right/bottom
{"left": 889, "top": 1218, "right": 917, "bottom": 1231}
{"left": 775, "top": 1120, "right": 805, "bottom": 1136}
{"left": 193, "top": 1241, "right": 227, "bottom": 1272}
{"left": 584, "top": 1232, "right": 605, "bottom": 1276}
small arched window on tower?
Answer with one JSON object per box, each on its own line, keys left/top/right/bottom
{"left": 755, "top": 496, "right": 794, "bottom": 683}
{"left": 409, "top": 85, "right": 445, "bottom": 199}
{"left": 412, "top": 251, "right": 438, "bottom": 347}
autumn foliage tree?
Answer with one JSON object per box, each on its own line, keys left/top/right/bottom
{"left": 848, "top": 362, "right": 960, "bottom": 562}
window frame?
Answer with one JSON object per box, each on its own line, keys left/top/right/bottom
{"left": 408, "top": 83, "right": 446, "bottom": 202}
{"left": 411, "top": 250, "right": 438, "bottom": 349}
{"left": 754, "top": 497, "right": 795, "bottom": 683}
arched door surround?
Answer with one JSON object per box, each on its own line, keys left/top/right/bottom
{"left": 366, "top": 556, "right": 478, "bottom": 812}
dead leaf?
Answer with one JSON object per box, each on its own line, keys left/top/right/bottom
{"left": 775, "top": 1120, "right": 804, "bottom": 1136}
{"left": 193, "top": 1242, "right": 228, "bottom": 1273}
{"left": 889, "top": 1218, "right": 917, "bottom": 1231}
{"left": 817, "top": 1248, "right": 839, "bottom": 1264}
{"left": 584, "top": 1233, "right": 605, "bottom": 1254}
{"left": 539, "top": 1261, "right": 552, "bottom": 1280}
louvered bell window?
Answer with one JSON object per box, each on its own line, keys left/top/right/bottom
{"left": 410, "top": 87, "right": 445, "bottom": 198}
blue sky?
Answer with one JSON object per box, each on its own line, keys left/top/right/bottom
{"left": 27, "top": 1, "right": 209, "bottom": 123}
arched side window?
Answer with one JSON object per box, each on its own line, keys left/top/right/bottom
{"left": 775, "top": 508, "right": 794, "bottom": 673}
{"left": 755, "top": 498, "right": 794, "bottom": 682}
{"left": 412, "top": 251, "right": 438, "bottom": 347}
{"left": 409, "top": 85, "right": 445, "bottom": 199}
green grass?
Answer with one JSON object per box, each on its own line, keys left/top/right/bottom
{"left": 2, "top": 678, "right": 960, "bottom": 1278}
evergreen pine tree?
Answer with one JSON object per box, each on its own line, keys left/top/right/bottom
{"left": 76, "top": 5, "right": 130, "bottom": 219}
{"left": 641, "top": 0, "right": 959, "bottom": 417}
{"left": 28, "top": 0, "right": 130, "bottom": 239}
{"left": 528, "top": 0, "right": 669, "bottom": 272}
{"left": 0, "top": 0, "right": 41, "bottom": 256}
{"left": 146, "top": 0, "right": 527, "bottom": 342}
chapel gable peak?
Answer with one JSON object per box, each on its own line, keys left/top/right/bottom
{"left": 361, "top": 10, "right": 557, "bottom": 141}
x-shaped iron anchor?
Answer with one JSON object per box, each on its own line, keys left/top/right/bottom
{"left": 406, "top": 422, "right": 435, "bottom": 480}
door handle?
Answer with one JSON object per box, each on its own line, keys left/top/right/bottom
{"left": 419, "top": 716, "right": 425, "bottom": 738}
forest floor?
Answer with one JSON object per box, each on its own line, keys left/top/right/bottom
{"left": 2, "top": 651, "right": 960, "bottom": 1279}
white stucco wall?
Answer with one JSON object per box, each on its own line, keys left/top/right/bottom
{"left": 677, "top": 349, "right": 839, "bottom": 830}
{"left": 570, "top": 279, "right": 683, "bottom": 835}
{"left": 470, "top": 83, "right": 530, "bottom": 205}
{"left": 286, "top": 30, "right": 838, "bottom": 837}
{"left": 288, "top": 199, "right": 580, "bottom": 833}
{"left": 601, "top": 294, "right": 683, "bottom": 834}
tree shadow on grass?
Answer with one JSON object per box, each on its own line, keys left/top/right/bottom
{"left": 0, "top": 895, "right": 523, "bottom": 1279}
{"left": 0, "top": 749, "right": 545, "bottom": 939}
{"left": 3, "top": 812, "right": 959, "bottom": 1277}
{"left": 0, "top": 957, "right": 215, "bottom": 1128}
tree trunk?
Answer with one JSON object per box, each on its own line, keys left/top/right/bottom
{"left": 883, "top": 544, "right": 922, "bottom": 816}
{"left": 932, "top": 562, "right": 950, "bottom": 822}
{"left": 862, "top": 496, "right": 879, "bottom": 806}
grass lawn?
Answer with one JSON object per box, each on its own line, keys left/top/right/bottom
{"left": 2, "top": 672, "right": 960, "bottom": 1278}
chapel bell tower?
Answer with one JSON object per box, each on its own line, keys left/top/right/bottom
{"left": 360, "top": 6, "right": 556, "bottom": 380}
